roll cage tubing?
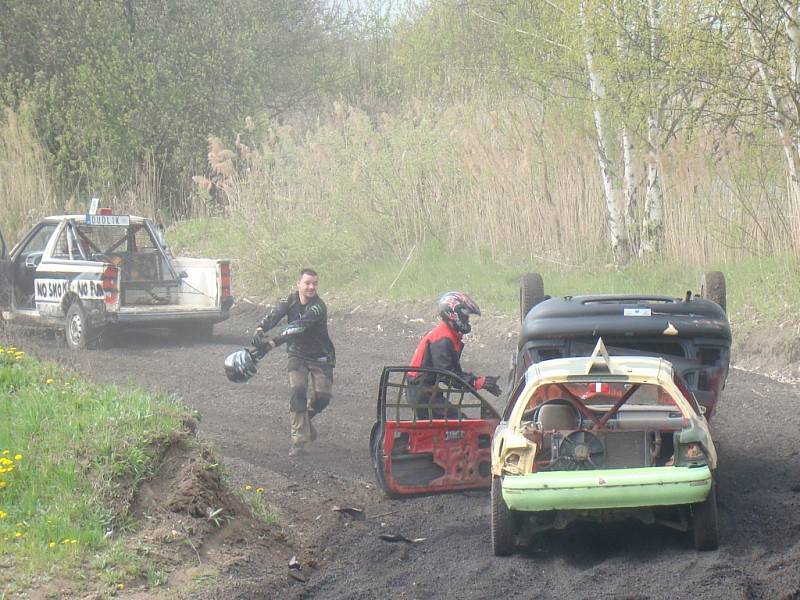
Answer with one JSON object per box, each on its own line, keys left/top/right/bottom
{"left": 376, "top": 366, "right": 501, "bottom": 423}
{"left": 549, "top": 382, "right": 642, "bottom": 431}
{"left": 70, "top": 220, "right": 179, "bottom": 280}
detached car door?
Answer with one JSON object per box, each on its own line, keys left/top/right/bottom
{"left": 370, "top": 367, "right": 501, "bottom": 497}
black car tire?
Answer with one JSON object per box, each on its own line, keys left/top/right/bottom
{"left": 65, "top": 302, "right": 95, "bottom": 350}
{"left": 491, "top": 475, "right": 516, "bottom": 556}
{"left": 692, "top": 482, "right": 719, "bottom": 551}
{"left": 520, "top": 272, "right": 545, "bottom": 323}
{"left": 700, "top": 271, "right": 726, "bottom": 313}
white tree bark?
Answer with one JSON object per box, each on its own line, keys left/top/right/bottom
{"left": 622, "top": 127, "right": 640, "bottom": 253}
{"left": 748, "top": 14, "right": 800, "bottom": 208}
{"left": 640, "top": 0, "right": 665, "bottom": 255}
{"left": 583, "top": 2, "right": 628, "bottom": 261}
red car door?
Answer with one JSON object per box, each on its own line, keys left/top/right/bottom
{"left": 370, "top": 366, "right": 501, "bottom": 498}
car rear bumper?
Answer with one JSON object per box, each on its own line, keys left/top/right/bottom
{"left": 110, "top": 307, "right": 231, "bottom": 325}
{"left": 501, "top": 466, "right": 712, "bottom": 511}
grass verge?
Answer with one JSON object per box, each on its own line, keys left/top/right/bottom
{"left": 0, "top": 343, "right": 195, "bottom": 594}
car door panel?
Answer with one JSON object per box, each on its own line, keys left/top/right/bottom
{"left": 372, "top": 366, "right": 500, "bottom": 497}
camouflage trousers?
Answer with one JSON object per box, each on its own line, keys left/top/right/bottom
{"left": 288, "top": 357, "right": 334, "bottom": 445}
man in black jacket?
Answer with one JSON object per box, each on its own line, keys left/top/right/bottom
{"left": 253, "top": 268, "right": 335, "bottom": 456}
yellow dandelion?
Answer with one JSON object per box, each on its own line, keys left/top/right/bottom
{"left": 46, "top": 378, "right": 54, "bottom": 384}
{"left": 256, "top": 487, "right": 264, "bottom": 494}
{"left": 14, "top": 531, "right": 23, "bottom": 538}
{"left": 2, "top": 450, "right": 9, "bottom": 455}
{"left": 0, "top": 511, "right": 6, "bottom": 519}
{"left": 14, "top": 454, "right": 22, "bottom": 461}
{"left": 117, "top": 583, "right": 125, "bottom": 590}
{"left": 244, "top": 485, "right": 252, "bottom": 491}
{"left": 49, "top": 542, "right": 56, "bottom": 548}
{"left": 69, "top": 539, "right": 78, "bottom": 544}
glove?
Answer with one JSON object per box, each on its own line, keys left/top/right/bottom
{"left": 251, "top": 328, "right": 276, "bottom": 351}
{"left": 482, "top": 375, "right": 502, "bottom": 397}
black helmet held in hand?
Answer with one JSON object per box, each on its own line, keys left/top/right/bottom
{"left": 438, "top": 291, "right": 481, "bottom": 334}
{"left": 224, "top": 348, "right": 258, "bottom": 382}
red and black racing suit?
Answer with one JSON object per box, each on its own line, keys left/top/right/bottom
{"left": 407, "top": 321, "right": 488, "bottom": 418}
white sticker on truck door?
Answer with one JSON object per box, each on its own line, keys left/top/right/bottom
{"left": 35, "top": 277, "right": 104, "bottom": 303}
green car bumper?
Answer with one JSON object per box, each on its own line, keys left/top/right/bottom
{"left": 501, "top": 466, "right": 712, "bottom": 511}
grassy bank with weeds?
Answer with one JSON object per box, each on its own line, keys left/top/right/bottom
{"left": 0, "top": 343, "right": 195, "bottom": 594}
{"left": 169, "top": 216, "right": 800, "bottom": 334}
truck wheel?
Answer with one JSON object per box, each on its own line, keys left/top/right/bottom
{"left": 520, "top": 272, "right": 545, "bottom": 323}
{"left": 692, "top": 482, "right": 719, "bottom": 551}
{"left": 491, "top": 475, "right": 516, "bottom": 556}
{"left": 65, "top": 303, "right": 94, "bottom": 350}
{"left": 700, "top": 272, "right": 726, "bottom": 313}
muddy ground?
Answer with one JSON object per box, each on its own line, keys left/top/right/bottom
{"left": 4, "top": 300, "right": 800, "bottom": 600}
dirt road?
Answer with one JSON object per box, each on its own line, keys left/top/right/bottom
{"left": 5, "top": 302, "right": 800, "bottom": 600}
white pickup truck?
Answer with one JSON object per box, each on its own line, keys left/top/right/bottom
{"left": 0, "top": 212, "right": 233, "bottom": 349}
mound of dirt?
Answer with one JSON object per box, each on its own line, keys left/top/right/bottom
{"left": 732, "top": 320, "right": 800, "bottom": 382}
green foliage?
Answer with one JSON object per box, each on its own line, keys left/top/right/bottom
{"left": 0, "top": 0, "right": 338, "bottom": 213}
{"left": 0, "top": 346, "right": 195, "bottom": 591}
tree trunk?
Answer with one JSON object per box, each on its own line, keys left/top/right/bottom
{"left": 622, "top": 127, "right": 640, "bottom": 254}
{"left": 582, "top": 3, "right": 629, "bottom": 263}
{"left": 640, "top": 0, "right": 665, "bottom": 255}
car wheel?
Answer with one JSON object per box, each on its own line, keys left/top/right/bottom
{"left": 519, "top": 272, "right": 545, "bottom": 323}
{"left": 491, "top": 475, "right": 516, "bottom": 556}
{"left": 700, "top": 271, "right": 726, "bottom": 313}
{"left": 65, "top": 302, "right": 94, "bottom": 350}
{"left": 692, "top": 482, "right": 719, "bottom": 551}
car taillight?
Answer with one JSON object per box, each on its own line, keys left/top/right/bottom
{"left": 102, "top": 264, "right": 119, "bottom": 309}
{"left": 220, "top": 262, "right": 231, "bottom": 299}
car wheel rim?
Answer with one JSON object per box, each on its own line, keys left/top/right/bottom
{"left": 69, "top": 313, "right": 82, "bottom": 346}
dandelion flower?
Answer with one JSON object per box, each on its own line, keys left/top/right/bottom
{"left": 14, "top": 454, "right": 22, "bottom": 461}
{"left": 0, "top": 510, "right": 6, "bottom": 519}
{"left": 46, "top": 378, "right": 54, "bottom": 384}
{"left": 14, "top": 531, "right": 23, "bottom": 538}
{"left": 117, "top": 583, "right": 125, "bottom": 590}
{"left": 244, "top": 485, "right": 252, "bottom": 491}
{"left": 256, "top": 487, "right": 264, "bottom": 494}
{"left": 49, "top": 542, "right": 56, "bottom": 548}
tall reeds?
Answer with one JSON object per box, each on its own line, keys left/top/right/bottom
{"left": 208, "top": 99, "right": 799, "bottom": 268}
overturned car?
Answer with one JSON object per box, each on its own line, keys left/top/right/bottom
{"left": 514, "top": 272, "right": 731, "bottom": 419}
{"left": 491, "top": 340, "right": 719, "bottom": 555}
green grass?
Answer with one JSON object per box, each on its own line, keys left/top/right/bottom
{"left": 166, "top": 217, "right": 800, "bottom": 331}
{"left": 0, "top": 345, "right": 196, "bottom": 593}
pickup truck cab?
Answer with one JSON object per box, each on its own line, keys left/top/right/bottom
{"left": 0, "top": 211, "right": 233, "bottom": 348}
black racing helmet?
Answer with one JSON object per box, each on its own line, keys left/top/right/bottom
{"left": 438, "top": 291, "right": 481, "bottom": 334}
{"left": 224, "top": 348, "right": 258, "bottom": 382}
